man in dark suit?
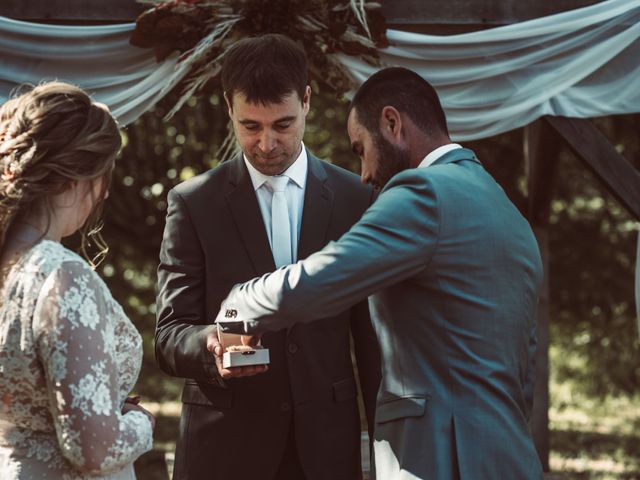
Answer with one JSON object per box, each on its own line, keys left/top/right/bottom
{"left": 155, "top": 34, "right": 380, "bottom": 480}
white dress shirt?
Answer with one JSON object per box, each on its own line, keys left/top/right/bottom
{"left": 243, "top": 144, "right": 307, "bottom": 263}
{"left": 418, "top": 143, "right": 463, "bottom": 168}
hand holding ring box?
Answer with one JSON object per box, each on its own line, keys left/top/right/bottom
{"left": 217, "top": 324, "right": 270, "bottom": 369}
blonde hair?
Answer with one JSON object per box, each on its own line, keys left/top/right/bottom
{"left": 0, "top": 81, "right": 121, "bottom": 266}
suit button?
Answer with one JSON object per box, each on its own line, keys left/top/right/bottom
{"left": 280, "top": 402, "right": 291, "bottom": 412}
{"left": 288, "top": 343, "right": 298, "bottom": 354}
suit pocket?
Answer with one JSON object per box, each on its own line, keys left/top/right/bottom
{"left": 375, "top": 395, "right": 428, "bottom": 424}
{"left": 333, "top": 377, "right": 357, "bottom": 402}
{"left": 181, "top": 381, "right": 233, "bottom": 409}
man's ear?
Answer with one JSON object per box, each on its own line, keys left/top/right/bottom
{"left": 380, "top": 106, "right": 402, "bottom": 142}
{"left": 302, "top": 85, "right": 311, "bottom": 115}
{"left": 223, "top": 91, "right": 233, "bottom": 117}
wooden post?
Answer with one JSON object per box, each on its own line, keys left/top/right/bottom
{"left": 525, "top": 119, "right": 561, "bottom": 471}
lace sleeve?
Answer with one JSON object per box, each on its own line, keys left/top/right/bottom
{"left": 33, "top": 259, "right": 153, "bottom": 475}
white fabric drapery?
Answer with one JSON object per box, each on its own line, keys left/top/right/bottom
{"left": 0, "top": 0, "right": 638, "bottom": 137}
{"left": 339, "top": 0, "right": 640, "bottom": 140}
{"left": 0, "top": 18, "right": 181, "bottom": 126}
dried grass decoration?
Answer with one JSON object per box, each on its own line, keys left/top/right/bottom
{"left": 130, "top": 0, "right": 388, "bottom": 122}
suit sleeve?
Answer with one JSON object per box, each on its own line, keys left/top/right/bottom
{"left": 217, "top": 173, "right": 439, "bottom": 334}
{"left": 155, "top": 189, "right": 218, "bottom": 382}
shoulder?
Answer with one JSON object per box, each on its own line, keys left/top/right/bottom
{"left": 382, "top": 168, "right": 435, "bottom": 194}
{"left": 171, "top": 159, "right": 235, "bottom": 200}
{"left": 310, "top": 155, "right": 373, "bottom": 201}
{"left": 29, "top": 242, "right": 109, "bottom": 307}
{"left": 25, "top": 240, "right": 88, "bottom": 276}
{"left": 372, "top": 168, "right": 441, "bottom": 216}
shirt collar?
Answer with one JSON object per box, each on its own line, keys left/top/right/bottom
{"left": 418, "top": 143, "right": 463, "bottom": 168}
{"left": 244, "top": 143, "right": 308, "bottom": 191}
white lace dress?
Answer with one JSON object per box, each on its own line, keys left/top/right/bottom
{"left": 0, "top": 240, "right": 153, "bottom": 479}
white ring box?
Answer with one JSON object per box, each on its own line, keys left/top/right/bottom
{"left": 217, "top": 328, "right": 270, "bottom": 369}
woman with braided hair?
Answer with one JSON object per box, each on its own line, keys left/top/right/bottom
{"left": 0, "top": 82, "right": 154, "bottom": 479}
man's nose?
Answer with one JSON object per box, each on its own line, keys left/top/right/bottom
{"left": 258, "top": 130, "right": 277, "bottom": 153}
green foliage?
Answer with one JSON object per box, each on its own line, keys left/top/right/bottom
{"left": 549, "top": 116, "right": 640, "bottom": 397}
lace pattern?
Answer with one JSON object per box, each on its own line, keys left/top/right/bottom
{"left": 0, "top": 241, "right": 153, "bottom": 479}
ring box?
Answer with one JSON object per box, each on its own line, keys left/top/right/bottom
{"left": 218, "top": 330, "right": 270, "bottom": 369}
{"left": 222, "top": 348, "right": 270, "bottom": 369}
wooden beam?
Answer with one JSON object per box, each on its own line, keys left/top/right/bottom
{"left": 526, "top": 120, "right": 562, "bottom": 225}
{"left": 531, "top": 225, "right": 551, "bottom": 472}
{"left": 0, "top": 0, "right": 144, "bottom": 22}
{"left": 545, "top": 116, "right": 640, "bottom": 220}
{"left": 0, "top": 0, "right": 604, "bottom": 24}
{"left": 524, "top": 120, "right": 561, "bottom": 472}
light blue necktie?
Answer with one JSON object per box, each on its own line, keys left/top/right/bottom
{"left": 268, "top": 175, "right": 292, "bottom": 268}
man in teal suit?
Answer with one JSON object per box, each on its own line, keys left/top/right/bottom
{"left": 216, "top": 67, "right": 543, "bottom": 479}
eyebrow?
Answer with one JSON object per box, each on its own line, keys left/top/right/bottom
{"left": 238, "top": 115, "right": 297, "bottom": 126}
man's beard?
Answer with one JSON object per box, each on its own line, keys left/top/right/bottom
{"left": 372, "top": 133, "right": 411, "bottom": 189}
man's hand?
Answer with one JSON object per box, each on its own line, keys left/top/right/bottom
{"left": 206, "top": 328, "right": 268, "bottom": 379}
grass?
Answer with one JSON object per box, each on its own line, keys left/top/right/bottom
{"left": 549, "top": 345, "right": 640, "bottom": 479}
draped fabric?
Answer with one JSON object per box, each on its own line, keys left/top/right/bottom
{"left": 0, "top": 17, "right": 181, "bottom": 126}
{"left": 340, "top": 0, "right": 640, "bottom": 140}
{"left": 0, "top": 0, "right": 638, "bottom": 136}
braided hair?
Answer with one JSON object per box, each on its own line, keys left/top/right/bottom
{"left": 0, "top": 82, "right": 121, "bottom": 266}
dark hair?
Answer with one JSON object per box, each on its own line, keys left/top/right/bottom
{"left": 221, "top": 34, "right": 308, "bottom": 106}
{"left": 0, "top": 81, "right": 120, "bottom": 266}
{"left": 349, "top": 67, "right": 449, "bottom": 137}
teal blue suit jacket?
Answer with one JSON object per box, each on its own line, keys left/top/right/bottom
{"left": 218, "top": 148, "right": 543, "bottom": 479}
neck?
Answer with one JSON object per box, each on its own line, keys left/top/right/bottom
{"left": 0, "top": 220, "right": 51, "bottom": 273}
{"left": 401, "top": 118, "right": 450, "bottom": 168}
{"left": 409, "top": 136, "right": 450, "bottom": 168}
{"left": 16, "top": 211, "right": 62, "bottom": 243}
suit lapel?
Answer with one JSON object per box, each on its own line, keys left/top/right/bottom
{"left": 298, "top": 153, "right": 334, "bottom": 261}
{"left": 225, "top": 155, "right": 276, "bottom": 275}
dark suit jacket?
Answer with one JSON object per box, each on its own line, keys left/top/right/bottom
{"left": 155, "top": 152, "right": 381, "bottom": 480}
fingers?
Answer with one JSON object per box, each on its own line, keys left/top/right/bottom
{"left": 218, "top": 364, "right": 269, "bottom": 379}
{"left": 206, "top": 329, "right": 225, "bottom": 357}
{"left": 241, "top": 335, "right": 262, "bottom": 347}
{"left": 209, "top": 327, "right": 268, "bottom": 379}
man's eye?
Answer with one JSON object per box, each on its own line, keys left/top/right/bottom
{"left": 244, "top": 124, "right": 259, "bottom": 131}
{"left": 275, "top": 123, "right": 291, "bottom": 130}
